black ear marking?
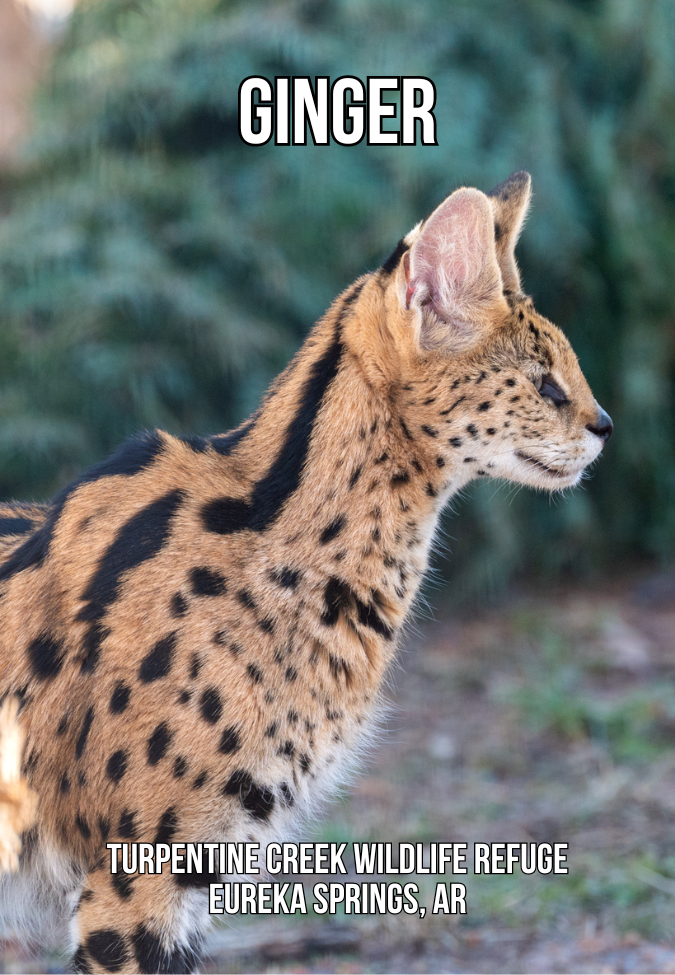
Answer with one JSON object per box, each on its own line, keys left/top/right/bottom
{"left": 381, "top": 238, "right": 410, "bottom": 275}
{"left": 487, "top": 170, "right": 531, "bottom": 202}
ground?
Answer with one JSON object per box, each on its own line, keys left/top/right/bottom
{"left": 4, "top": 568, "right": 675, "bottom": 973}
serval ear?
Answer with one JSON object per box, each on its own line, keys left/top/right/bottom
{"left": 486, "top": 170, "right": 531, "bottom": 294}
{"left": 403, "top": 187, "right": 508, "bottom": 352}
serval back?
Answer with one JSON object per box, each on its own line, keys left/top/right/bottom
{"left": 0, "top": 172, "right": 612, "bottom": 973}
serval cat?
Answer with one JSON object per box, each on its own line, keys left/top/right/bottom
{"left": 0, "top": 173, "right": 612, "bottom": 972}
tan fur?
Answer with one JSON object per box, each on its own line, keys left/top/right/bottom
{"left": 0, "top": 174, "right": 610, "bottom": 973}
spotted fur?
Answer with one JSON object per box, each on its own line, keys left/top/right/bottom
{"left": 0, "top": 173, "right": 611, "bottom": 973}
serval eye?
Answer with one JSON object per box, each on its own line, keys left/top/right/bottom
{"left": 536, "top": 374, "right": 568, "bottom": 406}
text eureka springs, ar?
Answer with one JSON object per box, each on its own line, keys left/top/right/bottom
{"left": 107, "top": 840, "right": 569, "bottom": 917}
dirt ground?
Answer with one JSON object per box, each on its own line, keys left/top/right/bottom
{"left": 4, "top": 568, "right": 675, "bottom": 973}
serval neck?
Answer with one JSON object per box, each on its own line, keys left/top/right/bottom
{"left": 216, "top": 277, "right": 466, "bottom": 647}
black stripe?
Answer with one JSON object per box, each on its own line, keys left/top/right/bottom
{"left": 202, "top": 329, "right": 343, "bottom": 535}
{"left": 0, "top": 517, "right": 33, "bottom": 537}
{"left": 341, "top": 280, "right": 366, "bottom": 308}
{"left": 210, "top": 418, "right": 256, "bottom": 456}
{"left": 78, "top": 491, "right": 185, "bottom": 625}
{"left": 0, "top": 432, "right": 164, "bottom": 583}
{"left": 381, "top": 238, "right": 409, "bottom": 275}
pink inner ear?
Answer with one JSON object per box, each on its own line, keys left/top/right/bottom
{"left": 409, "top": 189, "right": 501, "bottom": 322}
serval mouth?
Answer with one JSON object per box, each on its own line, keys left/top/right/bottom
{"left": 515, "top": 450, "right": 572, "bottom": 479}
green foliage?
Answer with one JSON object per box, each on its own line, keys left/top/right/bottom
{"left": 0, "top": 0, "right": 673, "bottom": 588}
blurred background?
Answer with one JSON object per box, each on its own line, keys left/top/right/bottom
{"left": 1, "top": 0, "right": 675, "bottom": 972}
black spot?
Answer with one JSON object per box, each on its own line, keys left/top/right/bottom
{"left": 478, "top": 401, "right": 491, "bottom": 412}
{"left": 426, "top": 483, "right": 437, "bottom": 498}
{"left": 237, "top": 589, "right": 256, "bottom": 610}
{"left": 279, "top": 740, "right": 295, "bottom": 758}
{"left": 322, "top": 576, "right": 352, "bottom": 626}
{"left": 320, "top": 515, "right": 347, "bottom": 544}
{"left": 131, "top": 925, "right": 171, "bottom": 974}
{"left": 193, "top": 771, "right": 208, "bottom": 789}
{"left": 27, "top": 633, "right": 65, "bottom": 681}
{"left": 174, "top": 864, "right": 221, "bottom": 889}
{"left": 265, "top": 721, "right": 278, "bottom": 737}
{"left": 79, "top": 621, "right": 109, "bottom": 674}
{"left": 153, "top": 807, "right": 178, "bottom": 845}
{"left": 506, "top": 377, "right": 517, "bottom": 387}
{"left": 199, "top": 687, "right": 222, "bottom": 724}
{"left": 189, "top": 566, "right": 226, "bottom": 598}
{"left": 203, "top": 330, "right": 343, "bottom": 535}
{"left": 270, "top": 567, "right": 300, "bottom": 589}
{"left": 86, "top": 930, "right": 129, "bottom": 973}
{"left": 246, "top": 663, "right": 264, "bottom": 684}
{"left": 170, "top": 593, "right": 187, "bottom": 618}
{"left": 357, "top": 600, "right": 394, "bottom": 640}
{"left": 75, "top": 707, "right": 95, "bottom": 760}
{"left": 177, "top": 689, "right": 191, "bottom": 704}
{"left": 299, "top": 753, "right": 311, "bottom": 774}
{"left": 112, "top": 871, "right": 134, "bottom": 901}
{"left": 77, "top": 491, "right": 185, "bottom": 644}
{"left": 421, "top": 425, "right": 438, "bottom": 438}
{"left": 138, "top": 632, "right": 177, "bottom": 683}
{"left": 189, "top": 654, "right": 201, "bottom": 681}
{"left": 76, "top": 814, "right": 91, "bottom": 840}
{"left": 374, "top": 452, "right": 389, "bottom": 464}
{"left": 486, "top": 428, "right": 496, "bottom": 435}
{"left": 466, "top": 424, "right": 478, "bottom": 437}
{"left": 106, "top": 750, "right": 128, "bottom": 784}
{"left": 201, "top": 496, "right": 252, "bottom": 535}
{"left": 210, "top": 417, "right": 256, "bottom": 456}
{"left": 440, "top": 395, "right": 466, "bottom": 416}
{"left": 285, "top": 666, "right": 297, "bottom": 682}
{"left": 399, "top": 417, "right": 414, "bottom": 441}
{"left": 436, "top": 457, "right": 445, "bottom": 467}
{"left": 218, "top": 726, "right": 241, "bottom": 754}
{"left": 147, "top": 723, "right": 173, "bottom": 766}
{"left": 0, "top": 517, "right": 33, "bottom": 537}
{"left": 119, "top": 810, "right": 138, "bottom": 838}
{"left": 348, "top": 466, "right": 362, "bottom": 489}
{"left": 390, "top": 471, "right": 410, "bottom": 486}
{"left": 173, "top": 756, "right": 188, "bottom": 778}
{"left": 259, "top": 617, "right": 275, "bottom": 634}
{"left": 381, "top": 237, "right": 409, "bottom": 275}
{"left": 71, "top": 947, "right": 92, "bottom": 974}
{"left": 222, "top": 770, "right": 275, "bottom": 821}
{"left": 60, "top": 773, "right": 70, "bottom": 794}
{"left": 57, "top": 713, "right": 68, "bottom": 735}
{"left": 411, "top": 459, "right": 423, "bottom": 473}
